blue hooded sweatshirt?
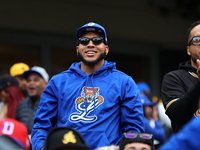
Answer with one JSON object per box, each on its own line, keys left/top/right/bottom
{"left": 31, "top": 61, "right": 145, "bottom": 150}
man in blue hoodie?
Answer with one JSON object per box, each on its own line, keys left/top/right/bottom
{"left": 31, "top": 22, "right": 145, "bottom": 150}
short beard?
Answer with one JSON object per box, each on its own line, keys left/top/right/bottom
{"left": 191, "top": 54, "right": 198, "bottom": 66}
{"left": 77, "top": 51, "right": 107, "bottom": 66}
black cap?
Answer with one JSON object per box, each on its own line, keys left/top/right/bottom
{"left": 0, "top": 74, "right": 18, "bottom": 90}
{"left": 44, "top": 127, "right": 90, "bottom": 150}
{"left": 119, "top": 132, "right": 154, "bottom": 150}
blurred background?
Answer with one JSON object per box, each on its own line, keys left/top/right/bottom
{"left": 0, "top": 0, "right": 199, "bottom": 96}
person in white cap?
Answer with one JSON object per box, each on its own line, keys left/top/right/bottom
{"left": 16, "top": 66, "right": 49, "bottom": 136}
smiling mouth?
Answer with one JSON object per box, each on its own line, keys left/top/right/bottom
{"left": 86, "top": 50, "right": 96, "bottom": 54}
{"left": 87, "top": 51, "right": 95, "bottom": 54}
{"left": 28, "top": 87, "right": 35, "bottom": 91}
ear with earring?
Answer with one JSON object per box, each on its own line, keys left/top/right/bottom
{"left": 105, "top": 50, "right": 108, "bottom": 55}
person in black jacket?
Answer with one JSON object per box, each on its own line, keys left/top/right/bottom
{"left": 161, "top": 20, "right": 200, "bottom": 133}
{"left": 16, "top": 66, "right": 49, "bottom": 136}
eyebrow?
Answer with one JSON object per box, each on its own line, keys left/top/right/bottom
{"left": 127, "top": 147, "right": 149, "bottom": 150}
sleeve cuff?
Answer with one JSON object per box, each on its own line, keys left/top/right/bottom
{"left": 194, "top": 109, "right": 200, "bottom": 117}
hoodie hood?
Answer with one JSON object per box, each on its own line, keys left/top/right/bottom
{"left": 68, "top": 61, "right": 117, "bottom": 77}
{"left": 178, "top": 61, "right": 197, "bottom": 73}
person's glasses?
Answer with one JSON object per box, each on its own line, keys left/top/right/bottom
{"left": 124, "top": 132, "right": 153, "bottom": 140}
{"left": 79, "top": 37, "right": 104, "bottom": 45}
{"left": 188, "top": 36, "right": 200, "bottom": 46}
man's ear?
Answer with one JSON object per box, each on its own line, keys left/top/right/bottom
{"left": 105, "top": 45, "right": 109, "bottom": 55}
{"left": 76, "top": 46, "right": 79, "bottom": 55}
{"left": 186, "top": 46, "right": 190, "bottom": 55}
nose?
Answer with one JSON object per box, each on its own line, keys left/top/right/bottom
{"left": 28, "top": 80, "right": 35, "bottom": 85}
{"left": 87, "top": 40, "right": 94, "bottom": 46}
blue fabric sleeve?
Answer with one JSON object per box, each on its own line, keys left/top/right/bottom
{"left": 120, "top": 76, "right": 145, "bottom": 134}
{"left": 31, "top": 79, "right": 58, "bottom": 150}
{"left": 144, "top": 118, "right": 165, "bottom": 142}
{"left": 158, "top": 117, "right": 200, "bottom": 150}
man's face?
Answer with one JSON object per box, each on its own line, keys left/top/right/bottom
{"left": 144, "top": 105, "right": 153, "bottom": 119}
{"left": 26, "top": 74, "right": 47, "bottom": 99}
{"left": 124, "top": 142, "right": 151, "bottom": 150}
{"left": 0, "top": 89, "right": 9, "bottom": 103}
{"left": 187, "top": 24, "right": 200, "bottom": 68}
{"left": 15, "top": 75, "right": 28, "bottom": 91}
{"left": 76, "top": 32, "right": 109, "bottom": 66}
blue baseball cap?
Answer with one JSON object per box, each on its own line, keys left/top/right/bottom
{"left": 137, "top": 82, "right": 150, "bottom": 92}
{"left": 76, "top": 22, "right": 108, "bottom": 45}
